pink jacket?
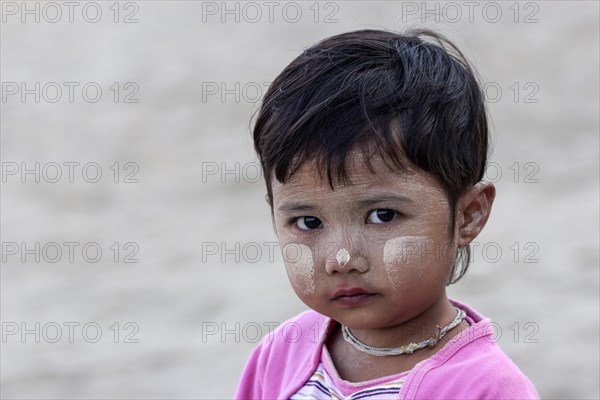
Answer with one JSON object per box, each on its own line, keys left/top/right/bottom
{"left": 235, "top": 299, "right": 539, "bottom": 399}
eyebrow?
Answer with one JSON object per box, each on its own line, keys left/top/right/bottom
{"left": 277, "top": 194, "right": 415, "bottom": 213}
{"left": 356, "top": 194, "right": 415, "bottom": 207}
{"left": 277, "top": 202, "right": 319, "bottom": 213}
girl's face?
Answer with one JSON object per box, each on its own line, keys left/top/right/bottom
{"left": 271, "top": 152, "right": 458, "bottom": 330}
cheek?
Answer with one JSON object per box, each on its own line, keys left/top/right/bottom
{"left": 382, "top": 236, "right": 433, "bottom": 289}
{"left": 282, "top": 243, "right": 315, "bottom": 294}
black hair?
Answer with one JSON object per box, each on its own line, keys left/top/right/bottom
{"left": 252, "top": 29, "right": 489, "bottom": 284}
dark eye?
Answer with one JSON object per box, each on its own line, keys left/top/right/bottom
{"left": 295, "top": 216, "right": 322, "bottom": 230}
{"left": 367, "top": 209, "right": 397, "bottom": 224}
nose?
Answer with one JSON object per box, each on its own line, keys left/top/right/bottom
{"left": 324, "top": 245, "right": 369, "bottom": 274}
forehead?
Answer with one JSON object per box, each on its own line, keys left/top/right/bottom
{"left": 271, "top": 151, "right": 447, "bottom": 203}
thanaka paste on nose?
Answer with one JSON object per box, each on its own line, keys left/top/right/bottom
{"left": 282, "top": 243, "right": 315, "bottom": 294}
{"left": 336, "top": 248, "right": 351, "bottom": 267}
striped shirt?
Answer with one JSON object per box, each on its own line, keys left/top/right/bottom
{"left": 291, "top": 345, "right": 409, "bottom": 399}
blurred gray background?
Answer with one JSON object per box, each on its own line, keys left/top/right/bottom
{"left": 1, "top": 1, "right": 598, "bottom": 399}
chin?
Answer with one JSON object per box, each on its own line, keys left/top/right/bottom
{"left": 328, "top": 309, "right": 385, "bottom": 329}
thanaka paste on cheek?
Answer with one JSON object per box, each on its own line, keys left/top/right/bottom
{"left": 282, "top": 243, "right": 315, "bottom": 294}
{"left": 383, "top": 236, "right": 432, "bottom": 289}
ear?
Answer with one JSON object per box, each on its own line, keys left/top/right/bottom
{"left": 455, "top": 181, "right": 496, "bottom": 247}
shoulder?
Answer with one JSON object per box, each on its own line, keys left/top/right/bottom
{"left": 264, "top": 309, "right": 330, "bottom": 350}
{"left": 234, "top": 310, "right": 330, "bottom": 399}
{"left": 402, "top": 300, "right": 539, "bottom": 399}
{"left": 445, "top": 335, "right": 539, "bottom": 398}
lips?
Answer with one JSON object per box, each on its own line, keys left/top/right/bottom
{"left": 331, "top": 287, "right": 376, "bottom": 307}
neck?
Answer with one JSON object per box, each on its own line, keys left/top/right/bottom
{"left": 345, "top": 294, "right": 459, "bottom": 350}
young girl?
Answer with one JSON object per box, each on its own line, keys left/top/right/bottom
{"left": 235, "top": 29, "right": 539, "bottom": 399}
